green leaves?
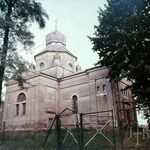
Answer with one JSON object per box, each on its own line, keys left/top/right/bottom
{"left": 0, "top": 0, "right": 49, "bottom": 102}
{"left": 13, "top": 0, "right": 49, "bottom": 27}
{"left": 5, "top": 51, "right": 28, "bottom": 81}
{"left": 90, "top": 0, "right": 150, "bottom": 117}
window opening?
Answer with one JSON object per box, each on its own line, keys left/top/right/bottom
{"left": 16, "top": 93, "right": 26, "bottom": 116}
{"left": 69, "top": 63, "right": 73, "bottom": 71}
{"left": 40, "top": 62, "right": 45, "bottom": 70}
{"left": 72, "top": 95, "right": 78, "bottom": 113}
{"left": 17, "top": 93, "right": 26, "bottom": 102}
{"left": 16, "top": 104, "right": 19, "bottom": 116}
{"left": 103, "top": 84, "right": 106, "bottom": 92}
{"left": 97, "top": 86, "right": 100, "bottom": 92}
{"left": 22, "top": 103, "right": 26, "bottom": 115}
{"left": 69, "top": 63, "right": 73, "bottom": 68}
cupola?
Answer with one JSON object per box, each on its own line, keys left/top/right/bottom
{"left": 45, "top": 30, "right": 66, "bottom": 46}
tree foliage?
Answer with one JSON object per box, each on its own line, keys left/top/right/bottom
{"left": 90, "top": 0, "right": 150, "bottom": 117}
{"left": 0, "top": 0, "right": 49, "bottom": 103}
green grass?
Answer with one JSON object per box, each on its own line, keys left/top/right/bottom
{"left": 0, "top": 130, "right": 57, "bottom": 150}
{"left": 0, "top": 129, "right": 116, "bottom": 150}
{"left": 0, "top": 128, "right": 149, "bottom": 150}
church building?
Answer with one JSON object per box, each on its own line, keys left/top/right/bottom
{"left": 3, "top": 29, "right": 136, "bottom": 130}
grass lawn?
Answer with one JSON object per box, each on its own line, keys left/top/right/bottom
{"left": 0, "top": 130, "right": 57, "bottom": 150}
{"left": 0, "top": 129, "right": 116, "bottom": 150}
{"left": 0, "top": 128, "right": 149, "bottom": 150}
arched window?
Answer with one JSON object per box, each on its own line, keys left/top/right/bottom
{"left": 40, "top": 62, "right": 45, "bottom": 70}
{"left": 103, "top": 84, "right": 106, "bottom": 92}
{"left": 17, "top": 93, "right": 26, "bottom": 102}
{"left": 16, "top": 93, "right": 26, "bottom": 116}
{"left": 72, "top": 95, "right": 78, "bottom": 113}
{"left": 69, "top": 63, "right": 73, "bottom": 71}
{"left": 69, "top": 63, "right": 73, "bottom": 68}
{"left": 97, "top": 86, "right": 100, "bottom": 92}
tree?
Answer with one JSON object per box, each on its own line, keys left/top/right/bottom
{"left": 5, "top": 51, "right": 29, "bottom": 85}
{"left": 1, "top": 51, "right": 28, "bottom": 101}
{"left": 0, "top": 0, "right": 49, "bottom": 103}
{"left": 90, "top": 0, "right": 150, "bottom": 117}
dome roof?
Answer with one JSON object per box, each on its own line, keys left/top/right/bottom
{"left": 45, "top": 42, "right": 67, "bottom": 51}
{"left": 45, "top": 30, "right": 66, "bottom": 46}
{"left": 35, "top": 29, "right": 77, "bottom": 60}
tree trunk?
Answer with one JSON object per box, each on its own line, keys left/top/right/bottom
{"left": 0, "top": 1, "right": 13, "bottom": 103}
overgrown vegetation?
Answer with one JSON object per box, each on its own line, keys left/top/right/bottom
{"left": 90, "top": 0, "right": 150, "bottom": 118}
{"left": 0, "top": 130, "right": 115, "bottom": 150}
{"left": 0, "top": 0, "right": 49, "bottom": 103}
{"left": 0, "top": 129, "right": 149, "bottom": 150}
{"left": 0, "top": 130, "right": 57, "bottom": 150}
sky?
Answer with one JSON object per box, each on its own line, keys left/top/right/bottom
{"left": 24, "top": 0, "right": 106, "bottom": 70}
